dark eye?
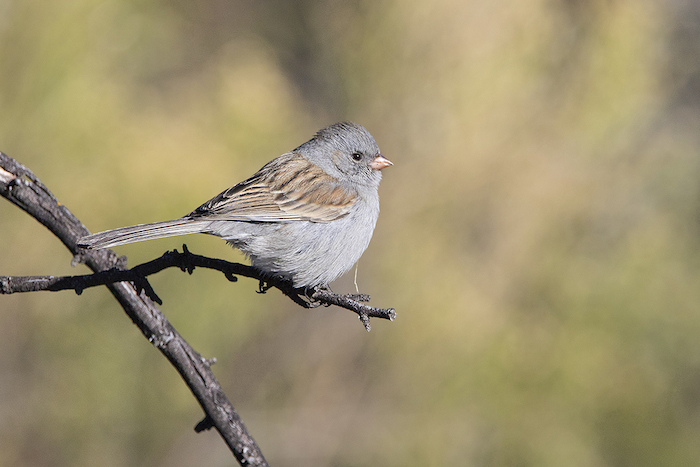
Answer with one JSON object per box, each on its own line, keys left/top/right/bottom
{"left": 351, "top": 152, "right": 363, "bottom": 162}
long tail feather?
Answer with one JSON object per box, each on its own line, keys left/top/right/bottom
{"left": 77, "top": 219, "right": 209, "bottom": 249}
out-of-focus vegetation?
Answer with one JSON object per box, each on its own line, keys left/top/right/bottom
{"left": 2, "top": 0, "right": 700, "bottom": 465}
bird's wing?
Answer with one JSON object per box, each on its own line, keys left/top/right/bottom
{"left": 188, "top": 153, "right": 357, "bottom": 223}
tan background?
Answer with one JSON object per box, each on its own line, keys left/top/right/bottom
{"left": 2, "top": 1, "right": 700, "bottom": 465}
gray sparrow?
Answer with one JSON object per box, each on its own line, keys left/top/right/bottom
{"left": 78, "top": 122, "right": 392, "bottom": 288}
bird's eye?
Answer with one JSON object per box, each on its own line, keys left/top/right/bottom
{"left": 351, "top": 152, "right": 362, "bottom": 162}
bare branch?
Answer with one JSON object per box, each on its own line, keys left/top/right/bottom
{"left": 0, "top": 152, "right": 268, "bottom": 467}
{"left": 1, "top": 244, "right": 396, "bottom": 330}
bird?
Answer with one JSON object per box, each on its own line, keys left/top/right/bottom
{"left": 78, "top": 122, "right": 392, "bottom": 289}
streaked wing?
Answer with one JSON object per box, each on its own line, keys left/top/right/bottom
{"left": 188, "top": 153, "right": 357, "bottom": 223}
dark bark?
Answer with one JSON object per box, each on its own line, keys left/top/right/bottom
{"left": 0, "top": 244, "right": 396, "bottom": 330}
{"left": 0, "top": 153, "right": 269, "bottom": 466}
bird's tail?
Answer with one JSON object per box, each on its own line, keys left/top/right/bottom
{"left": 77, "top": 218, "right": 209, "bottom": 249}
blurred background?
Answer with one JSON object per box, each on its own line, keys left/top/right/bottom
{"left": 2, "top": 0, "right": 700, "bottom": 465}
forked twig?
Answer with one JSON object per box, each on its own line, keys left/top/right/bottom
{"left": 0, "top": 244, "right": 396, "bottom": 330}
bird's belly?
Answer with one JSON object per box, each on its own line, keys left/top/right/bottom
{"left": 222, "top": 203, "right": 378, "bottom": 288}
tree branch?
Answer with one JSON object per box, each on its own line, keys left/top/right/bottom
{"left": 0, "top": 152, "right": 268, "bottom": 466}
{"left": 0, "top": 244, "right": 397, "bottom": 330}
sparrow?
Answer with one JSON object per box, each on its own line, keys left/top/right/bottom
{"left": 78, "top": 122, "right": 392, "bottom": 288}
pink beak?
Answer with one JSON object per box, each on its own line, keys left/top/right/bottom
{"left": 369, "top": 154, "right": 393, "bottom": 170}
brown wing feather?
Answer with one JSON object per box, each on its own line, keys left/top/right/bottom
{"left": 188, "top": 153, "right": 357, "bottom": 223}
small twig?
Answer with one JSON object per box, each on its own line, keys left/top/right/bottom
{"left": 1, "top": 244, "right": 397, "bottom": 331}
{"left": 311, "top": 288, "right": 396, "bottom": 331}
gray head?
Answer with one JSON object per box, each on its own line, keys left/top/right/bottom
{"left": 296, "top": 122, "right": 392, "bottom": 188}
